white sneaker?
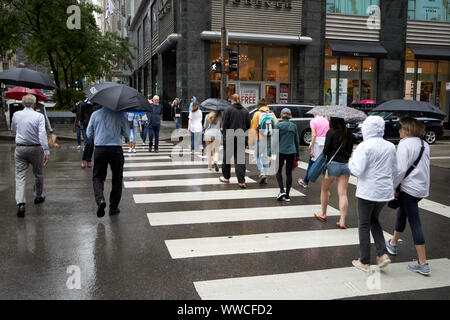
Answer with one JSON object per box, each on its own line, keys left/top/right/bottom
{"left": 77, "top": 145, "right": 81, "bottom": 150}
{"left": 133, "top": 149, "right": 136, "bottom": 153}
{"left": 128, "top": 148, "right": 132, "bottom": 153}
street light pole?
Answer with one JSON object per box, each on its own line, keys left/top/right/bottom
{"left": 220, "top": 0, "right": 227, "bottom": 100}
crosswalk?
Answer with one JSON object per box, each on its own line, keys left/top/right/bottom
{"left": 124, "top": 140, "right": 450, "bottom": 300}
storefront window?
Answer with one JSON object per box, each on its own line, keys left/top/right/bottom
{"left": 404, "top": 60, "right": 417, "bottom": 100}
{"left": 326, "top": 0, "right": 380, "bottom": 15}
{"left": 418, "top": 60, "right": 436, "bottom": 103}
{"left": 324, "top": 44, "right": 377, "bottom": 106}
{"left": 238, "top": 46, "right": 262, "bottom": 82}
{"left": 263, "top": 48, "right": 289, "bottom": 82}
{"left": 361, "top": 59, "right": 377, "bottom": 101}
{"left": 407, "top": 0, "right": 450, "bottom": 22}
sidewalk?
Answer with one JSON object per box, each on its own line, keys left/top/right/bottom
{"left": 0, "top": 120, "right": 179, "bottom": 142}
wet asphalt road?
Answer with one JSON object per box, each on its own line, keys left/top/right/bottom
{"left": 0, "top": 139, "right": 449, "bottom": 300}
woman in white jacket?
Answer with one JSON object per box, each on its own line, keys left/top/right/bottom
{"left": 386, "top": 117, "right": 431, "bottom": 276}
{"left": 349, "top": 116, "right": 398, "bottom": 272}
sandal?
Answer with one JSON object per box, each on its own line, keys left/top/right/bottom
{"left": 314, "top": 212, "right": 327, "bottom": 222}
{"left": 352, "top": 259, "right": 370, "bottom": 272}
{"left": 219, "top": 176, "right": 230, "bottom": 183}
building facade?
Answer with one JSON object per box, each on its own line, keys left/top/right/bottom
{"left": 127, "top": 0, "right": 450, "bottom": 122}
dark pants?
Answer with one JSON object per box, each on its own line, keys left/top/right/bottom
{"left": 303, "top": 156, "right": 314, "bottom": 184}
{"left": 93, "top": 147, "right": 124, "bottom": 208}
{"left": 395, "top": 192, "right": 425, "bottom": 245}
{"left": 276, "top": 153, "right": 295, "bottom": 196}
{"left": 222, "top": 137, "right": 246, "bottom": 184}
{"left": 82, "top": 130, "right": 94, "bottom": 162}
{"left": 148, "top": 123, "right": 160, "bottom": 151}
{"left": 140, "top": 120, "right": 149, "bottom": 143}
{"left": 357, "top": 198, "right": 388, "bottom": 264}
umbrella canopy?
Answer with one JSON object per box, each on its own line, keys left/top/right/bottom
{"left": 0, "top": 67, "right": 57, "bottom": 90}
{"left": 372, "top": 99, "right": 446, "bottom": 120}
{"left": 200, "top": 98, "right": 231, "bottom": 111}
{"left": 307, "top": 105, "right": 367, "bottom": 122}
{"left": 83, "top": 82, "right": 152, "bottom": 112}
{"left": 6, "top": 87, "right": 46, "bottom": 102}
{"left": 359, "top": 99, "right": 376, "bottom": 104}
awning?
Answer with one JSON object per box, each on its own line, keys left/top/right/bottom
{"left": 201, "top": 31, "right": 312, "bottom": 45}
{"left": 408, "top": 44, "right": 450, "bottom": 61}
{"left": 327, "top": 40, "right": 388, "bottom": 58}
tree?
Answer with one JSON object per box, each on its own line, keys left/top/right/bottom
{"left": 0, "top": 0, "right": 134, "bottom": 107}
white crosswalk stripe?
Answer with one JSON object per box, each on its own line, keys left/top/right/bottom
{"left": 165, "top": 228, "right": 393, "bottom": 259}
{"left": 124, "top": 168, "right": 244, "bottom": 177}
{"left": 194, "top": 258, "right": 450, "bottom": 300}
{"left": 125, "top": 177, "right": 256, "bottom": 188}
{"left": 134, "top": 188, "right": 304, "bottom": 203}
{"left": 147, "top": 205, "right": 340, "bottom": 226}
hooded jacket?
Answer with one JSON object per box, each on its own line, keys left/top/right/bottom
{"left": 349, "top": 116, "right": 398, "bottom": 202}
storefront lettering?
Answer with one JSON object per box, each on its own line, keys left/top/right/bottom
{"left": 230, "top": 0, "right": 292, "bottom": 9}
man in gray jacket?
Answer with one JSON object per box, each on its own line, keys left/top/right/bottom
{"left": 11, "top": 94, "right": 50, "bottom": 218}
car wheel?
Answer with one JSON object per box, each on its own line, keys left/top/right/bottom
{"left": 424, "top": 130, "right": 436, "bottom": 144}
{"left": 301, "top": 129, "right": 312, "bottom": 145}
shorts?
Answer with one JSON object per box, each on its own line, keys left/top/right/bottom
{"left": 326, "top": 161, "right": 350, "bottom": 178}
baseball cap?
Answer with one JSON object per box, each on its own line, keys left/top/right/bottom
{"left": 281, "top": 108, "right": 291, "bottom": 115}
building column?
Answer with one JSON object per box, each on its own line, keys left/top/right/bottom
{"left": 377, "top": 0, "right": 408, "bottom": 103}
{"left": 176, "top": 0, "right": 211, "bottom": 110}
{"left": 294, "top": 0, "right": 326, "bottom": 105}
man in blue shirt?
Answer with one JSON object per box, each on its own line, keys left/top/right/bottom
{"left": 87, "top": 107, "right": 130, "bottom": 217}
{"left": 147, "top": 95, "right": 163, "bottom": 152}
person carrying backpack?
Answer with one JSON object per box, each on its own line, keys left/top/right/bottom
{"left": 249, "top": 99, "right": 278, "bottom": 184}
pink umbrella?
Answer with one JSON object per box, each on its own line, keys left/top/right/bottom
{"left": 359, "top": 100, "right": 376, "bottom": 104}
{"left": 5, "top": 86, "right": 47, "bottom": 101}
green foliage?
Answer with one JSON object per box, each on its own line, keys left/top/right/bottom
{"left": 56, "top": 88, "right": 86, "bottom": 110}
{"left": 0, "top": 0, "right": 134, "bottom": 106}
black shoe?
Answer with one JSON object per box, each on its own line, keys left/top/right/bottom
{"left": 34, "top": 196, "right": 45, "bottom": 204}
{"left": 97, "top": 201, "right": 106, "bottom": 218}
{"left": 17, "top": 204, "right": 25, "bottom": 218}
{"left": 109, "top": 207, "right": 120, "bottom": 216}
{"left": 214, "top": 162, "right": 219, "bottom": 172}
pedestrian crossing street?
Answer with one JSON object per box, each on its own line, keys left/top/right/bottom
{"left": 124, "top": 141, "right": 450, "bottom": 300}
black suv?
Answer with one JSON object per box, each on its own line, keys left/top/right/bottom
{"left": 249, "top": 104, "right": 315, "bottom": 145}
{"left": 352, "top": 111, "right": 444, "bottom": 144}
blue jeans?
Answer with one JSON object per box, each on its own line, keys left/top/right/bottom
{"left": 255, "top": 139, "right": 270, "bottom": 175}
{"left": 129, "top": 126, "right": 138, "bottom": 143}
{"left": 303, "top": 156, "right": 314, "bottom": 184}
{"left": 76, "top": 125, "right": 85, "bottom": 146}
{"left": 191, "top": 132, "right": 203, "bottom": 151}
{"left": 174, "top": 117, "right": 180, "bottom": 130}
{"left": 395, "top": 192, "right": 425, "bottom": 245}
{"left": 148, "top": 123, "right": 160, "bottom": 150}
{"left": 140, "top": 120, "right": 149, "bottom": 143}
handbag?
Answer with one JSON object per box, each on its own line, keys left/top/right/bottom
{"left": 306, "top": 144, "right": 342, "bottom": 183}
{"left": 292, "top": 156, "right": 299, "bottom": 171}
{"left": 388, "top": 139, "right": 425, "bottom": 209}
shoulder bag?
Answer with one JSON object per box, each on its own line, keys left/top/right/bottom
{"left": 307, "top": 143, "right": 343, "bottom": 183}
{"left": 388, "top": 139, "right": 425, "bottom": 209}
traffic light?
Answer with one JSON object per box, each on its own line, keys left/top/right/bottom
{"left": 211, "top": 61, "right": 222, "bottom": 73}
{"left": 228, "top": 50, "right": 238, "bottom": 73}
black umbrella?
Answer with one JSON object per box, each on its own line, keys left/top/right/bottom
{"left": 0, "top": 67, "right": 57, "bottom": 90}
{"left": 372, "top": 99, "right": 446, "bottom": 120}
{"left": 200, "top": 98, "right": 231, "bottom": 111}
{"left": 83, "top": 82, "right": 152, "bottom": 112}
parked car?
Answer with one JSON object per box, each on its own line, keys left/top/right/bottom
{"left": 352, "top": 111, "right": 444, "bottom": 145}
{"left": 249, "top": 103, "right": 315, "bottom": 145}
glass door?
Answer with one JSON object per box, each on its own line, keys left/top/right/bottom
{"left": 262, "top": 83, "right": 279, "bottom": 104}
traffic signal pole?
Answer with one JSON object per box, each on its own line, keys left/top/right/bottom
{"left": 220, "top": 0, "right": 227, "bottom": 100}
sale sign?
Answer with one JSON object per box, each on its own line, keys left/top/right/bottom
{"left": 240, "top": 84, "right": 259, "bottom": 107}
